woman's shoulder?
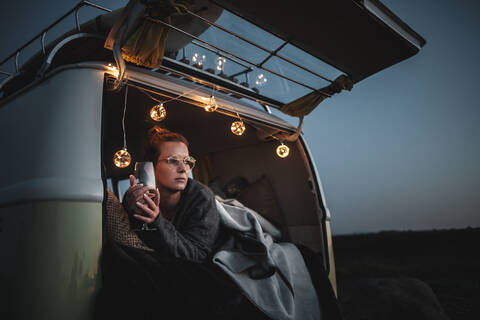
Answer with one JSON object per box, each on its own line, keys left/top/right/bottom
{"left": 185, "top": 178, "right": 215, "bottom": 200}
{"left": 179, "top": 179, "right": 218, "bottom": 219}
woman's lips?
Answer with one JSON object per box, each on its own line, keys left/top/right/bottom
{"left": 175, "top": 177, "right": 186, "bottom": 182}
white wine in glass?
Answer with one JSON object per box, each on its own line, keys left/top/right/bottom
{"left": 131, "top": 161, "right": 157, "bottom": 231}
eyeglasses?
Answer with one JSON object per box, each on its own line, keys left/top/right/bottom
{"left": 157, "top": 155, "right": 196, "bottom": 170}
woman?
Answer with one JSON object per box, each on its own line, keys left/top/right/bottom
{"left": 122, "top": 126, "right": 220, "bottom": 262}
{"left": 99, "top": 127, "right": 234, "bottom": 320}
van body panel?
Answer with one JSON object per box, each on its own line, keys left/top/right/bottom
{"left": 0, "top": 68, "right": 104, "bottom": 206}
{"left": 0, "top": 201, "right": 102, "bottom": 320}
{"left": 324, "top": 219, "right": 337, "bottom": 295}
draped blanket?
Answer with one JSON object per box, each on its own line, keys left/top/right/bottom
{"left": 213, "top": 198, "right": 322, "bottom": 320}
{"left": 96, "top": 195, "right": 342, "bottom": 319}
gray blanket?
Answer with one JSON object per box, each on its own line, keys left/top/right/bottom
{"left": 213, "top": 197, "right": 322, "bottom": 320}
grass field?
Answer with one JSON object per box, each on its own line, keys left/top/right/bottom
{"left": 332, "top": 228, "right": 480, "bottom": 320}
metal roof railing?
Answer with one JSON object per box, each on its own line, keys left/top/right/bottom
{"left": 0, "top": 1, "right": 111, "bottom": 76}
{"left": 1, "top": 0, "right": 342, "bottom": 106}
{"left": 148, "top": 15, "right": 333, "bottom": 98}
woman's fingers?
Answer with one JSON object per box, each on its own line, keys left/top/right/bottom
{"left": 154, "top": 188, "right": 160, "bottom": 207}
{"left": 133, "top": 214, "right": 153, "bottom": 224}
{"left": 130, "top": 186, "right": 152, "bottom": 202}
{"left": 125, "top": 184, "right": 143, "bottom": 200}
{"left": 143, "top": 192, "right": 156, "bottom": 208}
{"left": 129, "top": 175, "right": 136, "bottom": 187}
{"left": 136, "top": 201, "right": 155, "bottom": 217}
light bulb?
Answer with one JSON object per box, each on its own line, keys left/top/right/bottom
{"left": 276, "top": 143, "right": 290, "bottom": 158}
{"left": 150, "top": 103, "right": 166, "bottom": 121}
{"left": 113, "top": 148, "right": 132, "bottom": 168}
{"left": 192, "top": 53, "right": 206, "bottom": 68}
{"left": 106, "top": 63, "right": 119, "bottom": 78}
{"left": 231, "top": 121, "right": 246, "bottom": 136}
{"left": 204, "top": 96, "right": 218, "bottom": 112}
{"left": 216, "top": 57, "right": 226, "bottom": 72}
{"left": 255, "top": 73, "right": 267, "bottom": 86}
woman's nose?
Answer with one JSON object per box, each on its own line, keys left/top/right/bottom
{"left": 176, "top": 160, "right": 187, "bottom": 172}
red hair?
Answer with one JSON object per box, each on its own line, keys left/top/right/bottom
{"left": 145, "top": 126, "right": 189, "bottom": 163}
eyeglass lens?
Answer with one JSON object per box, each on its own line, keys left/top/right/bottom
{"left": 167, "top": 156, "right": 195, "bottom": 169}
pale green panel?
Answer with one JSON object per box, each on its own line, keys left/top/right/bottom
{"left": 324, "top": 220, "right": 338, "bottom": 296}
{"left": 0, "top": 201, "right": 102, "bottom": 320}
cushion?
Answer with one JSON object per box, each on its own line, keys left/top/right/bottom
{"left": 238, "top": 175, "right": 285, "bottom": 229}
{"left": 104, "top": 188, "right": 153, "bottom": 251}
{"left": 223, "top": 176, "right": 249, "bottom": 198}
{"left": 208, "top": 176, "right": 227, "bottom": 198}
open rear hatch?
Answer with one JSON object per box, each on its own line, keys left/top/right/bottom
{"left": 213, "top": 0, "right": 425, "bottom": 82}
{"left": 1, "top": 0, "right": 425, "bottom": 109}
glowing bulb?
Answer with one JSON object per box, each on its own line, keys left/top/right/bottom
{"left": 255, "top": 73, "right": 267, "bottom": 86}
{"left": 276, "top": 143, "right": 290, "bottom": 158}
{"left": 216, "top": 57, "right": 226, "bottom": 72}
{"left": 150, "top": 103, "right": 166, "bottom": 121}
{"left": 231, "top": 121, "right": 246, "bottom": 136}
{"left": 113, "top": 148, "right": 132, "bottom": 168}
{"left": 204, "top": 95, "right": 218, "bottom": 112}
{"left": 106, "top": 63, "right": 119, "bottom": 78}
{"left": 192, "top": 53, "right": 206, "bottom": 68}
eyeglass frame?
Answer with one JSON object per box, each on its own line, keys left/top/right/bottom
{"left": 156, "top": 155, "right": 196, "bottom": 170}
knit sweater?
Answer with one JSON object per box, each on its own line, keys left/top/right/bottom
{"left": 136, "top": 178, "right": 220, "bottom": 262}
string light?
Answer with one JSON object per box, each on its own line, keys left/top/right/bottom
{"left": 150, "top": 103, "right": 166, "bottom": 121}
{"left": 204, "top": 96, "right": 218, "bottom": 112}
{"left": 231, "top": 121, "right": 246, "bottom": 136}
{"left": 216, "top": 57, "right": 226, "bottom": 73}
{"left": 276, "top": 143, "right": 290, "bottom": 158}
{"left": 255, "top": 73, "right": 267, "bottom": 86}
{"left": 106, "top": 63, "right": 120, "bottom": 78}
{"left": 230, "top": 112, "right": 246, "bottom": 136}
{"left": 114, "top": 82, "right": 132, "bottom": 168}
{"left": 117, "top": 81, "right": 293, "bottom": 160}
{"left": 205, "top": 86, "right": 218, "bottom": 112}
{"left": 192, "top": 53, "right": 206, "bottom": 69}
{"left": 113, "top": 147, "right": 132, "bottom": 168}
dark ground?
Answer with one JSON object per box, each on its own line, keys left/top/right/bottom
{"left": 333, "top": 227, "right": 480, "bottom": 320}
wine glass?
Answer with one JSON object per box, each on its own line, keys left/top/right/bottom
{"left": 131, "top": 161, "right": 157, "bottom": 231}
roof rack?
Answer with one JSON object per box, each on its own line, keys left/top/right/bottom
{"left": 1, "top": 1, "right": 344, "bottom": 108}
{"left": 0, "top": 1, "right": 111, "bottom": 77}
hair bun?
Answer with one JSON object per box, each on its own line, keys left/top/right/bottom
{"left": 148, "top": 125, "right": 167, "bottom": 139}
{"left": 144, "top": 126, "right": 189, "bottom": 162}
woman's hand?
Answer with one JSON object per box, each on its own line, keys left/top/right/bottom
{"left": 123, "top": 175, "right": 157, "bottom": 215}
{"left": 134, "top": 187, "right": 161, "bottom": 224}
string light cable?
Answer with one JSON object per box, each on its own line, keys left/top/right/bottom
{"left": 134, "top": 80, "right": 293, "bottom": 158}
{"left": 128, "top": 81, "right": 213, "bottom": 112}
{"left": 122, "top": 82, "right": 128, "bottom": 149}
{"left": 237, "top": 116, "right": 292, "bottom": 158}
{"left": 112, "top": 80, "right": 293, "bottom": 160}
{"left": 113, "top": 79, "right": 133, "bottom": 168}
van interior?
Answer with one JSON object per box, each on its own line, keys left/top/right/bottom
{"left": 101, "top": 77, "right": 327, "bottom": 258}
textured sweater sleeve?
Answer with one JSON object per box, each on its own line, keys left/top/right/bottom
{"left": 137, "top": 186, "right": 220, "bottom": 262}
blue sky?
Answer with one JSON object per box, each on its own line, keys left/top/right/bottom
{"left": 1, "top": 0, "right": 478, "bottom": 234}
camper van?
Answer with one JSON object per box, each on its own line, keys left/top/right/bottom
{"left": 0, "top": 0, "right": 425, "bottom": 319}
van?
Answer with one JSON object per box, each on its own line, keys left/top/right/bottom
{"left": 0, "top": 0, "right": 425, "bottom": 319}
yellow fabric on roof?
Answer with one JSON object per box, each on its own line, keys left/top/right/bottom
{"left": 121, "top": 0, "right": 192, "bottom": 69}
{"left": 121, "top": 17, "right": 171, "bottom": 68}
{"left": 280, "top": 75, "right": 354, "bottom": 117}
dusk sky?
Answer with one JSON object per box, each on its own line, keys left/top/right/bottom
{"left": 1, "top": 0, "right": 478, "bottom": 234}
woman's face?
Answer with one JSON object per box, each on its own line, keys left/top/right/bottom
{"left": 154, "top": 141, "right": 190, "bottom": 193}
